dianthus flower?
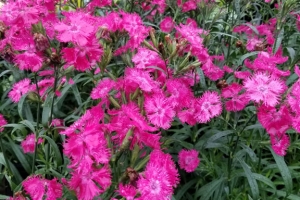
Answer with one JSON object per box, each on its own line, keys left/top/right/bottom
{"left": 21, "top": 134, "right": 43, "bottom": 153}
{"left": 118, "top": 184, "right": 137, "bottom": 200}
{"left": 8, "top": 78, "right": 32, "bottom": 103}
{"left": 0, "top": 114, "right": 7, "bottom": 132}
{"left": 137, "top": 150, "right": 179, "bottom": 199}
{"left": 221, "top": 83, "right": 249, "bottom": 112}
{"left": 244, "top": 72, "right": 284, "bottom": 107}
{"left": 160, "top": 17, "right": 174, "bottom": 33}
{"left": 178, "top": 149, "right": 200, "bottom": 172}
{"left": 144, "top": 94, "right": 175, "bottom": 129}
{"left": 90, "top": 78, "right": 116, "bottom": 100}
{"left": 23, "top": 176, "right": 62, "bottom": 200}
{"left": 195, "top": 91, "right": 222, "bottom": 123}
{"left": 270, "top": 134, "right": 290, "bottom": 156}
{"left": 54, "top": 12, "right": 95, "bottom": 46}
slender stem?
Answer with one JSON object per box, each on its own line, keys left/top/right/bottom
{"left": 32, "top": 73, "right": 41, "bottom": 173}
{"left": 227, "top": 113, "right": 255, "bottom": 196}
{"left": 0, "top": 136, "right": 12, "bottom": 175}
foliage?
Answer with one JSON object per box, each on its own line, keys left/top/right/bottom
{"left": 0, "top": 0, "right": 300, "bottom": 199}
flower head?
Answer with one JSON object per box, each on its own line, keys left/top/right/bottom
{"left": 160, "top": 17, "right": 174, "bottom": 33}
{"left": 244, "top": 72, "right": 285, "bottom": 107}
{"left": 178, "top": 149, "right": 200, "bottom": 172}
{"left": 8, "top": 78, "right": 32, "bottom": 103}
{"left": 21, "top": 134, "right": 43, "bottom": 153}
{"left": 0, "top": 114, "right": 7, "bottom": 132}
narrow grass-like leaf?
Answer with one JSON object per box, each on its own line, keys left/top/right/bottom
{"left": 252, "top": 173, "right": 276, "bottom": 190}
{"left": 237, "top": 158, "right": 259, "bottom": 199}
{"left": 40, "top": 135, "right": 63, "bottom": 167}
{"left": 286, "top": 47, "right": 295, "bottom": 63}
{"left": 273, "top": 28, "right": 284, "bottom": 54}
{"left": 270, "top": 147, "right": 293, "bottom": 194}
{"left": 196, "top": 68, "right": 207, "bottom": 89}
{"left": 206, "top": 130, "right": 234, "bottom": 143}
{"left": 20, "top": 120, "right": 35, "bottom": 133}
{"left": 8, "top": 139, "right": 31, "bottom": 174}
{"left": 71, "top": 84, "right": 82, "bottom": 105}
{"left": 175, "top": 179, "right": 197, "bottom": 200}
{"left": 265, "top": 189, "right": 299, "bottom": 200}
{"left": 0, "top": 195, "right": 10, "bottom": 199}
{"left": 42, "top": 93, "right": 53, "bottom": 126}
{"left": 195, "top": 177, "right": 225, "bottom": 198}
{"left": 238, "top": 51, "right": 259, "bottom": 66}
{"left": 18, "top": 93, "right": 29, "bottom": 119}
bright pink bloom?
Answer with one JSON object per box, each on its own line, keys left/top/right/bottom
{"left": 234, "top": 70, "right": 251, "bottom": 80}
{"left": 182, "top": 0, "right": 198, "bottom": 12}
{"left": 118, "top": 184, "right": 137, "bottom": 200}
{"left": 201, "top": 59, "right": 224, "bottom": 81}
{"left": 86, "top": 0, "right": 112, "bottom": 11}
{"left": 8, "top": 78, "right": 32, "bottom": 103}
{"left": 178, "top": 149, "right": 200, "bottom": 172}
{"left": 160, "top": 17, "right": 174, "bottom": 33}
{"left": 125, "top": 68, "right": 160, "bottom": 92}
{"left": 132, "top": 47, "right": 165, "bottom": 69}
{"left": 144, "top": 95, "right": 175, "bottom": 129}
{"left": 270, "top": 134, "right": 290, "bottom": 156}
{"left": 23, "top": 176, "right": 62, "bottom": 200}
{"left": 221, "top": 83, "right": 249, "bottom": 112}
{"left": 177, "top": 98, "right": 198, "bottom": 126}
{"left": 54, "top": 12, "right": 95, "bottom": 46}
{"left": 195, "top": 91, "right": 222, "bottom": 123}
{"left": 0, "top": 114, "right": 7, "bottom": 132}
{"left": 21, "top": 134, "right": 43, "bottom": 153}
{"left": 69, "top": 166, "right": 111, "bottom": 200}
{"left": 137, "top": 150, "right": 179, "bottom": 199}
{"left": 244, "top": 72, "right": 285, "bottom": 107}
{"left": 62, "top": 37, "right": 103, "bottom": 71}
{"left": 91, "top": 78, "right": 116, "bottom": 100}
{"left": 258, "top": 105, "right": 291, "bottom": 136}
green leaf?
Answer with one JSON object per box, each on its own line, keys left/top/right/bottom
{"left": 273, "top": 28, "right": 284, "bottom": 54}
{"left": 206, "top": 130, "right": 234, "bottom": 143}
{"left": 196, "top": 68, "right": 207, "bottom": 89}
{"left": 42, "top": 93, "right": 54, "bottom": 126}
{"left": 18, "top": 93, "right": 30, "bottom": 120}
{"left": 195, "top": 177, "right": 225, "bottom": 199}
{"left": 175, "top": 179, "right": 197, "bottom": 200}
{"left": 265, "top": 189, "right": 300, "bottom": 200}
{"left": 252, "top": 173, "right": 276, "bottom": 190}
{"left": 72, "top": 84, "right": 82, "bottom": 105}
{"left": 286, "top": 47, "right": 295, "bottom": 63}
{"left": 237, "top": 158, "right": 259, "bottom": 199}
{"left": 238, "top": 51, "right": 259, "bottom": 66}
{"left": 40, "top": 135, "right": 63, "bottom": 167}
{"left": 286, "top": 73, "right": 298, "bottom": 86}
{"left": 270, "top": 147, "right": 293, "bottom": 194}
{"left": 0, "top": 194, "right": 10, "bottom": 199}
{"left": 20, "top": 120, "right": 35, "bottom": 133}
{"left": 8, "top": 139, "right": 31, "bottom": 174}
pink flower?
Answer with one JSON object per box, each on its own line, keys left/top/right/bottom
{"left": 270, "top": 134, "right": 290, "bottom": 156}
{"left": 91, "top": 78, "right": 116, "bottom": 100}
{"left": 69, "top": 166, "right": 111, "bottom": 200}
{"left": 160, "top": 17, "right": 174, "bottom": 33}
{"left": 21, "top": 134, "right": 43, "bottom": 153}
{"left": 132, "top": 47, "right": 165, "bottom": 69}
{"left": 244, "top": 72, "right": 285, "bottom": 107}
{"left": 125, "top": 68, "right": 159, "bottom": 92}
{"left": 0, "top": 114, "right": 7, "bottom": 132}
{"left": 62, "top": 37, "right": 103, "bottom": 71}
{"left": 195, "top": 91, "right": 222, "bottom": 123}
{"left": 54, "top": 12, "right": 95, "bottom": 46}
{"left": 182, "top": 0, "right": 198, "bottom": 12}
{"left": 178, "top": 149, "right": 200, "bottom": 172}
{"left": 201, "top": 59, "right": 224, "bottom": 81}
{"left": 8, "top": 78, "right": 32, "bottom": 103}
{"left": 144, "top": 95, "right": 175, "bottom": 129}
{"left": 14, "top": 51, "right": 43, "bottom": 72}
{"left": 137, "top": 150, "right": 179, "bottom": 199}
{"left": 23, "top": 176, "right": 62, "bottom": 200}
{"left": 118, "top": 184, "right": 137, "bottom": 200}
{"left": 221, "top": 83, "right": 249, "bottom": 112}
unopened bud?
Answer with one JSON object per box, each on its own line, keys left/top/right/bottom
{"left": 33, "top": 33, "right": 49, "bottom": 52}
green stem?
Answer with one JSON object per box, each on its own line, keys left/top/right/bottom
{"left": 32, "top": 73, "right": 41, "bottom": 173}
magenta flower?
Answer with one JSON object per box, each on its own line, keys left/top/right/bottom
{"left": 144, "top": 95, "right": 175, "bottom": 129}
{"left": 23, "top": 176, "right": 62, "bottom": 200}
{"left": 0, "top": 114, "right": 7, "bottom": 132}
{"left": 118, "top": 184, "right": 137, "bottom": 200}
{"left": 221, "top": 83, "right": 249, "bottom": 112}
{"left": 90, "top": 78, "right": 116, "bottom": 100}
{"left": 54, "top": 12, "right": 95, "bottom": 46}
{"left": 195, "top": 91, "right": 222, "bottom": 123}
{"left": 125, "top": 68, "right": 159, "bottom": 92}
{"left": 178, "top": 149, "right": 200, "bottom": 172}
{"left": 21, "top": 134, "right": 43, "bottom": 153}
{"left": 8, "top": 78, "right": 32, "bottom": 103}
{"left": 244, "top": 72, "right": 285, "bottom": 107}
{"left": 270, "top": 134, "right": 290, "bottom": 156}
{"left": 160, "top": 17, "right": 174, "bottom": 33}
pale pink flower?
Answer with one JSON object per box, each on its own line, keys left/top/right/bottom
{"left": 54, "top": 12, "right": 95, "bottom": 46}
{"left": 244, "top": 72, "right": 285, "bottom": 107}
{"left": 144, "top": 95, "right": 175, "bottom": 129}
{"left": 23, "top": 176, "right": 62, "bottom": 200}
{"left": 8, "top": 78, "right": 32, "bottom": 103}
{"left": 0, "top": 114, "right": 7, "bottom": 132}
{"left": 195, "top": 91, "right": 222, "bottom": 123}
{"left": 178, "top": 149, "right": 200, "bottom": 172}
{"left": 221, "top": 83, "right": 249, "bottom": 112}
{"left": 21, "top": 134, "right": 43, "bottom": 153}
{"left": 160, "top": 17, "right": 174, "bottom": 33}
